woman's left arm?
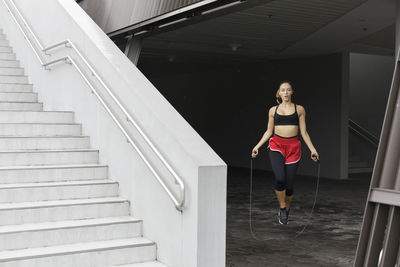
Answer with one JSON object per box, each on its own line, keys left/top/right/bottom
{"left": 298, "top": 105, "right": 319, "bottom": 161}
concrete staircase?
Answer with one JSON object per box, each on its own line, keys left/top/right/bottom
{"left": 0, "top": 29, "right": 167, "bottom": 266}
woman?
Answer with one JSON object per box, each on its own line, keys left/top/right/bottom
{"left": 251, "top": 81, "right": 319, "bottom": 225}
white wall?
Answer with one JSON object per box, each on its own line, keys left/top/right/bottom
{"left": 0, "top": 0, "right": 227, "bottom": 266}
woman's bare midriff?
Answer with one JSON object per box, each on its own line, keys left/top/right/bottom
{"left": 274, "top": 125, "right": 299, "bottom": 137}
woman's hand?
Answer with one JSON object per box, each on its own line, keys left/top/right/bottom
{"left": 251, "top": 147, "right": 259, "bottom": 158}
{"left": 311, "top": 150, "right": 319, "bottom": 162}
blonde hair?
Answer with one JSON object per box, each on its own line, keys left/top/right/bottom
{"left": 276, "top": 80, "right": 294, "bottom": 104}
{"left": 275, "top": 90, "right": 281, "bottom": 104}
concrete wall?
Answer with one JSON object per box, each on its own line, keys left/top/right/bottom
{"left": 349, "top": 53, "right": 395, "bottom": 164}
{"left": 79, "top": 0, "right": 203, "bottom": 33}
{"left": 138, "top": 53, "right": 346, "bottom": 179}
{"left": 349, "top": 53, "right": 395, "bottom": 137}
{"left": 0, "top": 0, "right": 226, "bottom": 266}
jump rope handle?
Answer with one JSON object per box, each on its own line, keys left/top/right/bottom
{"left": 312, "top": 155, "right": 320, "bottom": 164}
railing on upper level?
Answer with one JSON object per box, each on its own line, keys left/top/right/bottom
{"left": 2, "top": 0, "right": 185, "bottom": 212}
{"left": 348, "top": 119, "right": 379, "bottom": 148}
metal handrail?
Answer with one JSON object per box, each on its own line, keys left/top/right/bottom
{"left": 3, "top": 0, "right": 185, "bottom": 211}
{"left": 348, "top": 119, "right": 379, "bottom": 148}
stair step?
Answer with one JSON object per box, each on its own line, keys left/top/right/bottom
{"left": 0, "top": 179, "right": 118, "bottom": 203}
{"left": 0, "top": 136, "right": 90, "bottom": 150}
{"left": 0, "top": 111, "right": 74, "bottom": 123}
{"left": 0, "top": 102, "right": 42, "bottom": 111}
{"left": 0, "top": 122, "right": 81, "bottom": 136}
{"left": 0, "top": 163, "right": 108, "bottom": 183}
{"left": 0, "top": 92, "right": 37, "bottom": 102}
{"left": 349, "top": 167, "right": 373, "bottom": 174}
{"left": 0, "top": 197, "right": 130, "bottom": 226}
{"left": 0, "top": 30, "right": 159, "bottom": 267}
{"left": 349, "top": 161, "right": 369, "bottom": 168}
{"left": 111, "top": 262, "right": 168, "bottom": 267}
{"left": 0, "top": 148, "right": 99, "bottom": 166}
{"left": 0, "top": 40, "right": 9, "bottom": 46}
{"left": 0, "top": 53, "right": 16, "bottom": 60}
{"left": 0, "top": 47, "right": 12, "bottom": 53}
{"left": 0, "top": 67, "right": 23, "bottom": 76}
{"left": 0, "top": 83, "right": 32, "bottom": 92}
{"left": 0, "top": 67, "right": 22, "bottom": 76}
{"left": 0, "top": 216, "right": 142, "bottom": 251}
{"left": 0, "top": 60, "right": 19, "bottom": 68}
{"left": 0, "top": 74, "right": 29, "bottom": 84}
{"left": 0, "top": 238, "right": 155, "bottom": 266}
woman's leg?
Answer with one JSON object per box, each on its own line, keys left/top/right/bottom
{"left": 284, "top": 161, "right": 299, "bottom": 210}
{"left": 285, "top": 195, "right": 293, "bottom": 211}
{"left": 268, "top": 149, "right": 286, "bottom": 209}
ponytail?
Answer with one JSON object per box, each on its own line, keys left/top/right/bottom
{"left": 275, "top": 90, "right": 282, "bottom": 104}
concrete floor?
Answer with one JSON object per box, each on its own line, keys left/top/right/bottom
{"left": 226, "top": 166, "right": 371, "bottom": 267}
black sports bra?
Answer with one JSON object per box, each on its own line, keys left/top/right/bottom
{"left": 274, "top": 103, "right": 299, "bottom": 126}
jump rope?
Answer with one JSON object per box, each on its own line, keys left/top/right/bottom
{"left": 248, "top": 153, "right": 321, "bottom": 241}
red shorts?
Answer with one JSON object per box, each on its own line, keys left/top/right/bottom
{"left": 267, "top": 134, "right": 301, "bottom": 164}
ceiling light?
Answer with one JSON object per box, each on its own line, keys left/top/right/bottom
{"left": 159, "top": 18, "right": 189, "bottom": 28}
{"left": 134, "top": 30, "right": 148, "bottom": 36}
{"left": 168, "top": 55, "right": 176, "bottom": 62}
{"left": 230, "top": 43, "right": 241, "bottom": 51}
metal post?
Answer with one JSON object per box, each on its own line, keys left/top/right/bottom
{"left": 124, "top": 35, "right": 142, "bottom": 66}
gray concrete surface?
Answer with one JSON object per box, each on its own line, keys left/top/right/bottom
{"left": 226, "top": 165, "right": 370, "bottom": 267}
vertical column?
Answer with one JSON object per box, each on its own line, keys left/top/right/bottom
{"left": 394, "top": 0, "right": 400, "bottom": 191}
{"left": 363, "top": 204, "right": 389, "bottom": 266}
{"left": 379, "top": 65, "right": 400, "bottom": 189}
{"left": 397, "top": 245, "right": 400, "bottom": 266}
{"left": 354, "top": 203, "right": 375, "bottom": 266}
{"left": 125, "top": 35, "right": 142, "bottom": 66}
{"left": 396, "top": 0, "right": 400, "bottom": 60}
{"left": 340, "top": 52, "right": 349, "bottom": 179}
{"left": 380, "top": 206, "right": 400, "bottom": 267}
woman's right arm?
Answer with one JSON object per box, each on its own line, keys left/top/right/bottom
{"left": 252, "top": 107, "right": 275, "bottom": 157}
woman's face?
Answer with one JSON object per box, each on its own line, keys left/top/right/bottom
{"left": 278, "top": 83, "right": 293, "bottom": 101}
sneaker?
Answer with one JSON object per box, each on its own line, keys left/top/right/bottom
{"left": 286, "top": 208, "right": 290, "bottom": 223}
{"left": 278, "top": 207, "right": 288, "bottom": 224}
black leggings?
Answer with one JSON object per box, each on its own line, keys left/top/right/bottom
{"left": 268, "top": 148, "right": 299, "bottom": 196}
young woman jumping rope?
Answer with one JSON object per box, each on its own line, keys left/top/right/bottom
{"left": 251, "top": 81, "right": 319, "bottom": 225}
